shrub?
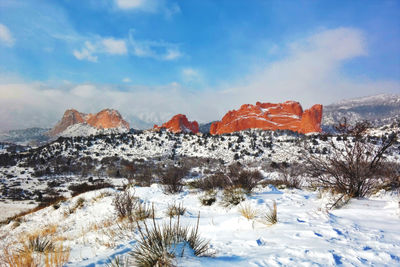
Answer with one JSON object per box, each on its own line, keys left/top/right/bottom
{"left": 199, "top": 190, "right": 217, "bottom": 206}
{"left": 159, "top": 166, "right": 188, "bottom": 194}
{"left": 221, "top": 187, "right": 246, "bottom": 207}
{"left": 191, "top": 172, "right": 230, "bottom": 191}
{"left": 238, "top": 203, "right": 257, "bottom": 220}
{"left": 134, "top": 167, "right": 154, "bottom": 187}
{"left": 304, "top": 119, "right": 397, "bottom": 198}
{"left": 68, "top": 182, "right": 113, "bottom": 197}
{"left": 113, "top": 190, "right": 138, "bottom": 221}
{"left": 166, "top": 203, "right": 186, "bottom": 218}
{"left": 130, "top": 212, "right": 210, "bottom": 266}
{"left": 235, "top": 169, "right": 263, "bottom": 193}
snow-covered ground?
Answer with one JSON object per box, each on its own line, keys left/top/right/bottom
{"left": 1, "top": 183, "right": 399, "bottom": 266}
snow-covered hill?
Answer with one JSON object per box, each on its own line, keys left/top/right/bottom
{"left": 58, "top": 123, "right": 129, "bottom": 138}
{"left": 323, "top": 93, "right": 400, "bottom": 127}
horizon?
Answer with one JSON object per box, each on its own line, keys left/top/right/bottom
{"left": 1, "top": 0, "right": 399, "bottom": 131}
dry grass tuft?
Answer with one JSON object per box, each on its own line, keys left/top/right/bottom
{"left": 165, "top": 202, "right": 186, "bottom": 218}
{"left": 238, "top": 203, "right": 258, "bottom": 220}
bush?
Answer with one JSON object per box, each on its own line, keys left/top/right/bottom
{"left": 221, "top": 187, "right": 246, "bottom": 207}
{"left": 199, "top": 190, "right": 217, "bottom": 206}
{"left": 304, "top": 119, "right": 397, "bottom": 198}
{"left": 191, "top": 172, "right": 230, "bottom": 191}
{"left": 68, "top": 182, "right": 114, "bottom": 197}
{"left": 159, "top": 166, "right": 188, "bottom": 194}
{"left": 113, "top": 190, "right": 138, "bottom": 221}
{"left": 130, "top": 212, "right": 210, "bottom": 266}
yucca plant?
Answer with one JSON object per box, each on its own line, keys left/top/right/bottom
{"left": 130, "top": 211, "right": 210, "bottom": 266}
{"left": 261, "top": 201, "right": 277, "bottom": 225}
{"left": 27, "top": 235, "right": 55, "bottom": 253}
{"left": 134, "top": 201, "right": 152, "bottom": 221}
{"left": 106, "top": 255, "right": 130, "bottom": 267}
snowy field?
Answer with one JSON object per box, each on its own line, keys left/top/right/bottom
{"left": 1, "top": 183, "right": 399, "bottom": 266}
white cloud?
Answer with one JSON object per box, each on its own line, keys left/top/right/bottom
{"left": 73, "top": 38, "right": 127, "bottom": 62}
{"left": 0, "top": 23, "right": 15, "bottom": 47}
{"left": 1, "top": 27, "right": 399, "bottom": 131}
{"left": 73, "top": 41, "right": 98, "bottom": 62}
{"left": 128, "top": 30, "right": 183, "bottom": 60}
{"left": 114, "top": 0, "right": 180, "bottom": 17}
{"left": 122, "top": 77, "right": 131, "bottom": 83}
{"left": 102, "top": 38, "right": 127, "bottom": 55}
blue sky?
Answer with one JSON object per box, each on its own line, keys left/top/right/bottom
{"left": 0, "top": 0, "right": 399, "bottom": 130}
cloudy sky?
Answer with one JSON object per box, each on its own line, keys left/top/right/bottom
{"left": 0, "top": 0, "right": 399, "bottom": 130}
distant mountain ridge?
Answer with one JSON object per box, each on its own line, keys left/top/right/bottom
{"left": 322, "top": 94, "right": 400, "bottom": 127}
{"left": 0, "top": 127, "right": 50, "bottom": 145}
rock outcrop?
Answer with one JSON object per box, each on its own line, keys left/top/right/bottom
{"left": 154, "top": 114, "right": 199, "bottom": 134}
{"left": 210, "top": 101, "right": 322, "bottom": 135}
{"left": 86, "top": 109, "right": 130, "bottom": 130}
{"left": 48, "top": 109, "right": 130, "bottom": 136}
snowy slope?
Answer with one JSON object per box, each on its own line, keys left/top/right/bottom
{"left": 0, "top": 185, "right": 399, "bottom": 266}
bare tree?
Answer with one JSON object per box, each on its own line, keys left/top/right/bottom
{"left": 304, "top": 118, "right": 397, "bottom": 198}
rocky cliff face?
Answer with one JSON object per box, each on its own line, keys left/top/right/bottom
{"left": 210, "top": 101, "right": 322, "bottom": 135}
{"left": 86, "top": 109, "right": 130, "bottom": 130}
{"left": 48, "top": 109, "right": 130, "bottom": 136}
{"left": 154, "top": 114, "right": 199, "bottom": 134}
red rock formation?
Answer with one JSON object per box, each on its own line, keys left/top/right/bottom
{"left": 47, "top": 109, "right": 86, "bottom": 136}
{"left": 86, "top": 109, "right": 130, "bottom": 130}
{"left": 154, "top": 114, "right": 199, "bottom": 134}
{"left": 210, "top": 101, "right": 322, "bottom": 135}
{"left": 48, "top": 108, "right": 130, "bottom": 136}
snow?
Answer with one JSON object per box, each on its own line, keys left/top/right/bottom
{"left": 59, "top": 123, "right": 129, "bottom": 137}
{"left": 1, "top": 184, "right": 399, "bottom": 266}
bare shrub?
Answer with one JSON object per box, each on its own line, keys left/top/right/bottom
{"left": 193, "top": 164, "right": 263, "bottom": 193}
{"left": 134, "top": 166, "right": 154, "bottom": 187}
{"left": 113, "top": 190, "right": 138, "bottom": 221}
{"left": 304, "top": 119, "right": 397, "bottom": 198}
{"left": 191, "top": 172, "right": 230, "bottom": 191}
{"left": 130, "top": 212, "right": 210, "bottom": 266}
{"left": 221, "top": 187, "right": 246, "bottom": 207}
{"left": 159, "top": 166, "right": 188, "bottom": 194}
{"left": 276, "top": 163, "right": 304, "bottom": 189}
{"left": 68, "top": 181, "right": 114, "bottom": 197}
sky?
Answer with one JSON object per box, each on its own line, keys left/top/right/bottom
{"left": 0, "top": 0, "right": 399, "bottom": 131}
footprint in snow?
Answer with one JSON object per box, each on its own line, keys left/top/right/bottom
{"left": 256, "top": 238, "right": 266, "bottom": 246}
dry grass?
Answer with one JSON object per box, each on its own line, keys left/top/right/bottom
{"left": 1, "top": 245, "right": 38, "bottom": 267}
{"left": 1, "top": 242, "right": 70, "bottom": 267}
{"left": 165, "top": 202, "right": 186, "bottom": 218}
{"left": 238, "top": 203, "right": 258, "bottom": 220}
{"left": 44, "top": 244, "right": 70, "bottom": 267}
